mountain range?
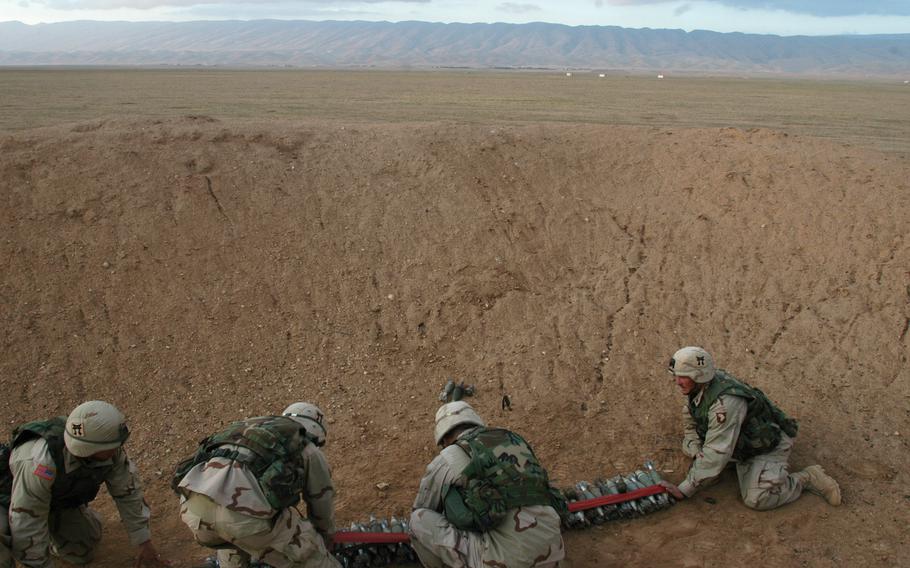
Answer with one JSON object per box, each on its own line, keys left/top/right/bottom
{"left": 1, "top": 19, "right": 909, "bottom": 77}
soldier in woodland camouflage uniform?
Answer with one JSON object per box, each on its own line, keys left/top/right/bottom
{"left": 173, "top": 403, "right": 339, "bottom": 568}
{"left": 410, "top": 401, "right": 565, "bottom": 568}
{"left": 0, "top": 400, "right": 171, "bottom": 567}
{"left": 659, "top": 347, "right": 842, "bottom": 510}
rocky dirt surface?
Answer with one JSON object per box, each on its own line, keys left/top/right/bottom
{"left": 0, "top": 117, "right": 907, "bottom": 567}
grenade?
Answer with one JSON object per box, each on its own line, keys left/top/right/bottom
{"left": 561, "top": 487, "right": 589, "bottom": 528}
{"left": 332, "top": 516, "right": 418, "bottom": 567}
{"left": 351, "top": 547, "right": 372, "bottom": 568}
{"left": 644, "top": 460, "right": 674, "bottom": 507}
{"left": 594, "top": 478, "right": 622, "bottom": 521}
{"left": 389, "top": 516, "right": 416, "bottom": 564}
{"left": 628, "top": 471, "right": 660, "bottom": 514}
{"left": 439, "top": 379, "right": 476, "bottom": 403}
{"left": 611, "top": 475, "right": 641, "bottom": 517}
{"left": 575, "top": 481, "right": 606, "bottom": 524}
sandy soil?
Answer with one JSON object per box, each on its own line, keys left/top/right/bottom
{"left": 0, "top": 117, "right": 907, "bottom": 567}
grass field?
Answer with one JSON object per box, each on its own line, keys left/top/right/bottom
{"left": 1, "top": 68, "right": 908, "bottom": 153}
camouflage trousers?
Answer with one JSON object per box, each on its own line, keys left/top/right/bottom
{"left": 0, "top": 504, "right": 102, "bottom": 566}
{"left": 409, "top": 506, "right": 564, "bottom": 568}
{"left": 736, "top": 433, "right": 804, "bottom": 510}
{"left": 180, "top": 493, "right": 340, "bottom": 568}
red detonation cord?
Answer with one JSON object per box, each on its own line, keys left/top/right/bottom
{"left": 332, "top": 485, "right": 668, "bottom": 544}
{"left": 566, "top": 484, "right": 666, "bottom": 512}
{"left": 333, "top": 531, "right": 411, "bottom": 544}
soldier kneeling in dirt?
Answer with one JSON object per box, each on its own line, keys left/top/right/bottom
{"left": 410, "top": 401, "right": 565, "bottom": 568}
{"left": 173, "top": 403, "right": 339, "bottom": 568}
{"left": 659, "top": 346, "right": 842, "bottom": 510}
{"left": 0, "top": 400, "right": 171, "bottom": 567}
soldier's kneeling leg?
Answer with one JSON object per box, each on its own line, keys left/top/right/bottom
{"left": 252, "top": 507, "right": 339, "bottom": 568}
{"left": 216, "top": 548, "right": 254, "bottom": 568}
{"left": 48, "top": 505, "right": 102, "bottom": 564}
{"left": 181, "top": 493, "right": 264, "bottom": 568}
{"left": 409, "top": 508, "right": 483, "bottom": 568}
{"left": 736, "top": 434, "right": 802, "bottom": 511}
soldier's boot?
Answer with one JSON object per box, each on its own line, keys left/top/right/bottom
{"left": 794, "top": 465, "right": 842, "bottom": 506}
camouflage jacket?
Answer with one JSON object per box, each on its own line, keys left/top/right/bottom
{"left": 678, "top": 393, "right": 749, "bottom": 497}
{"left": 8, "top": 438, "right": 151, "bottom": 568}
{"left": 689, "top": 370, "right": 797, "bottom": 461}
{"left": 177, "top": 441, "right": 336, "bottom": 536}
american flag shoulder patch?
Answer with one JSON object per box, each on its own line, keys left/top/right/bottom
{"left": 33, "top": 464, "right": 56, "bottom": 481}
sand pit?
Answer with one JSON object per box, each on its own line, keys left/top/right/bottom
{"left": 0, "top": 117, "right": 907, "bottom": 566}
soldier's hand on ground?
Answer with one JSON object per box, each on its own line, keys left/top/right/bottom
{"left": 658, "top": 480, "right": 685, "bottom": 500}
{"left": 135, "top": 540, "right": 174, "bottom": 567}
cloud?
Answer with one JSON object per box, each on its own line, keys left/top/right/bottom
{"left": 29, "top": 0, "right": 429, "bottom": 10}
{"left": 600, "top": 0, "right": 670, "bottom": 5}
{"left": 673, "top": 3, "right": 690, "bottom": 16}
{"left": 497, "top": 2, "right": 540, "bottom": 14}
{"left": 597, "top": 0, "right": 910, "bottom": 17}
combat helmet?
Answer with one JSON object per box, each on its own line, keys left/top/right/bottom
{"left": 64, "top": 400, "right": 130, "bottom": 457}
{"left": 434, "top": 401, "right": 485, "bottom": 446}
{"left": 668, "top": 346, "right": 716, "bottom": 384}
{"left": 283, "top": 402, "right": 327, "bottom": 446}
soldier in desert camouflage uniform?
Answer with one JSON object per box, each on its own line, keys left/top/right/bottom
{"left": 409, "top": 401, "right": 565, "bottom": 568}
{"left": 173, "top": 403, "right": 339, "bottom": 568}
{"left": 659, "top": 346, "right": 842, "bottom": 510}
{"left": 0, "top": 400, "right": 171, "bottom": 567}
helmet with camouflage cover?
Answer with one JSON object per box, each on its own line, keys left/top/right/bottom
{"left": 434, "top": 401, "right": 485, "bottom": 446}
{"left": 64, "top": 400, "right": 130, "bottom": 458}
{"left": 668, "top": 346, "right": 716, "bottom": 384}
{"left": 282, "top": 402, "right": 327, "bottom": 446}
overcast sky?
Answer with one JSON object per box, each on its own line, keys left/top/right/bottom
{"left": 2, "top": 0, "right": 910, "bottom": 36}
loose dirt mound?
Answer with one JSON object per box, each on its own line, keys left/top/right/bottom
{"left": 1, "top": 118, "right": 907, "bottom": 567}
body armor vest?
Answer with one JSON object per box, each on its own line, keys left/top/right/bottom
{"left": 0, "top": 444, "right": 11, "bottom": 508}
{"left": 689, "top": 370, "right": 799, "bottom": 461}
{"left": 1, "top": 418, "right": 114, "bottom": 510}
{"left": 172, "top": 416, "right": 310, "bottom": 510}
{"left": 443, "top": 427, "right": 566, "bottom": 532}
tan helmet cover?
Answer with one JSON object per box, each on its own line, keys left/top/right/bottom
{"left": 283, "top": 402, "right": 327, "bottom": 446}
{"left": 434, "top": 401, "right": 485, "bottom": 446}
{"left": 668, "top": 346, "right": 716, "bottom": 384}
{"left": 64, "top": 400, "right": 129, "bottom": 458}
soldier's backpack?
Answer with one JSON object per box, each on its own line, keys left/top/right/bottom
{"left": 172, "top": 415, "right": 310, "bottom": 510}
{"left": 443, "top": 427, "right": 568, "bottom": 532}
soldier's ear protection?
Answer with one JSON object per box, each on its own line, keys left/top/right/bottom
{"left": 118, "top": 423, "right": 131, "bottom": 444}
{"left": 668, "top": 357, "right": 676, "bottom": 373}
{"left": 286, "top": 415, "right": 327, "bottom": 447}
{"left": 300, "top": 428, "right": 325, "bottom": 447}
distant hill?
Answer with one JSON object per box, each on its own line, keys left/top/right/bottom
{"left": 1, "top": 19, "right": 909, "bottom": 77}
